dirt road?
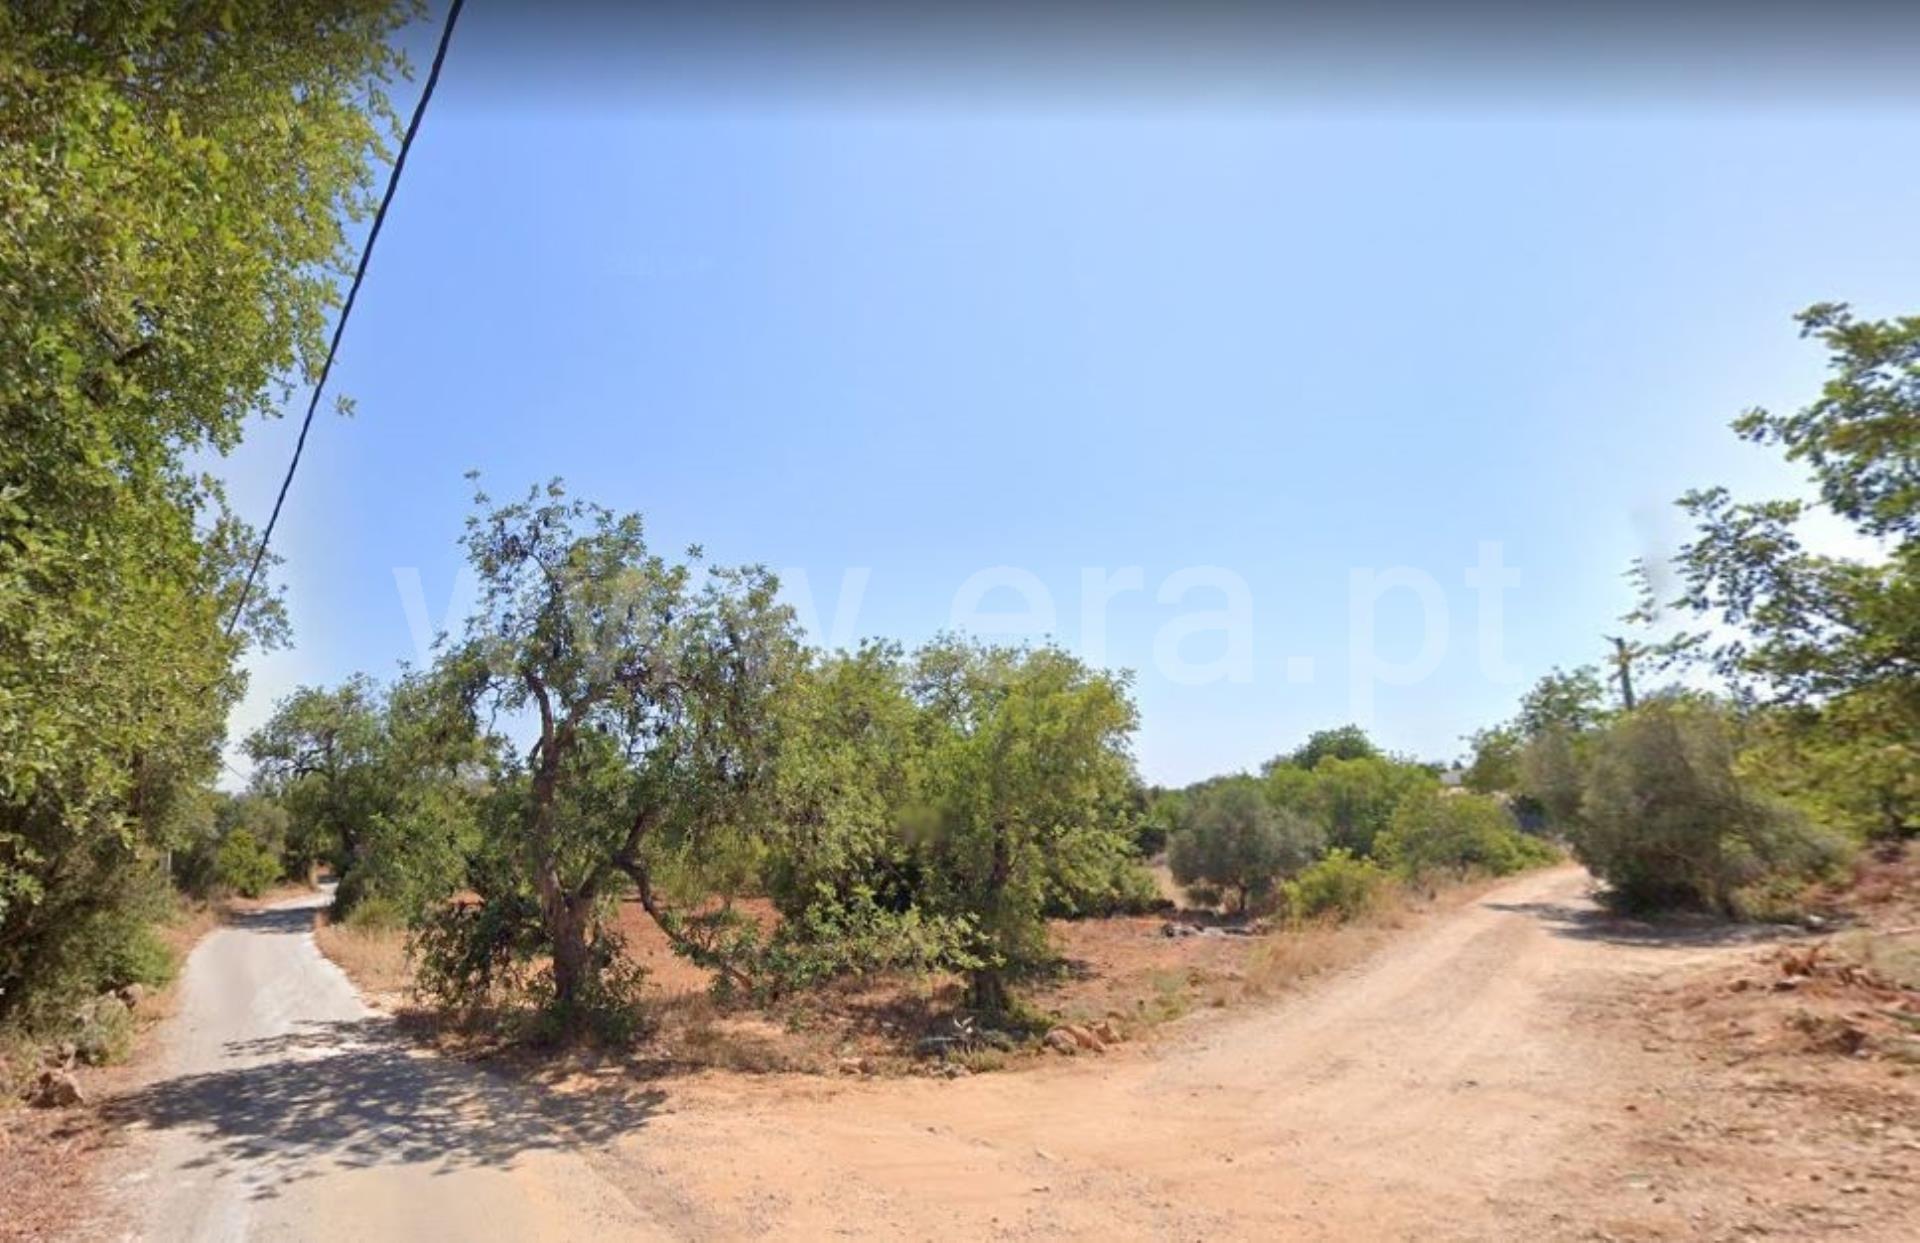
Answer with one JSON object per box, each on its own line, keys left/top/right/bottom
{"left": 614, "top": 863, "right": 1754, "bottom": 1240}
{"left": 109, "top": 865, "right": 1894, "bottom": 1241}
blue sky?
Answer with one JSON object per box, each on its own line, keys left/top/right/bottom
{"left": 216, "top": 10, "right": 1920, "bottom": 787}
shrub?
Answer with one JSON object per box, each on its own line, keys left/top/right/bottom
{"left": 98, "top": 919, "right": 177, "bottom": 993}
{"left": 73, "top": 995, "right": 135, "bottom": 1065}
{"left": 1575, "top": 701, "right": 1850, "bottom": 913}
{"left": 1168, "top": 779, "right": 1322, "bottom": 911}
{"left": 342, "top": 894, "right": 406, "bottom": 934}
{"left": 746, "top": 891, "right": 980, "bottom": 999}
{"left": 1282, "top": 849, "right": 1386, "bottom": 922}
{"left": 214, "top": 828, "right": 282, "bottom": 898}
{"left": 1044, "top": 827, "right": 1163, "bottom": 917}
{"left": 1376, "top": 791, "right": 1558, "bottom": 881}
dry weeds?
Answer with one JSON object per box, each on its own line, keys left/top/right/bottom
{"left": 312, "top": 916, "right": 414, "bottom": 1008}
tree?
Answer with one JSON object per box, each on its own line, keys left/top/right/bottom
{"left": 911, "top": 640, "right": 1140, "bottom": 1012}
{"left": 1169, "top": 778, "right": 1322, "bottom": 912}
{"left": 425, "top": 481, "right": 801, "bottom": 1033}
{"left": 1461, "top": 724, "right": 1522, "bottom": 795}
{"left": 1516, "top": 666, "right": 1609, "bottom": 737}
{"left": 1301, "top": 755, "right": 1437, "bottom": 857}
{"left": 1375, "top": 791, "right": 1554, "bottom": 882}
{"left": 247, "top": 676, "right": 391, "bottom": 883}
{"left": 1641, "top": 304, "right": 1919, "bottom": 839}
{"left": 1266, "top": 724, "right": 1379, "bottom": 772}
{"left": 1574, "top": 700, "right": 1844, "bottom": 912}
{"left": 0, "top": 1, "right": 410, "bottom": 1030}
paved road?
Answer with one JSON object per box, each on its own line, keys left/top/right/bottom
{"left": 109, "top": 890, "right": 668, "bottom": 1242}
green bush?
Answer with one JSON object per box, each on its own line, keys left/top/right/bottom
{"left": 342, "top": 894, "right": 406, "bottom": 933}
{"left": 1574, "top": 701, "right": 1850, "bottom": 913}
{"left": 1044, "top": 826, "right": 1163, "bottom": 917}
{"left": 1282, "top": 849, "right": 1386, "bottom": 922}
{"left": 214, "top": 828, "right": 282, "bottom": 898}
{"left": 1169, "top": 779, "right": 1322, "bottom": 912}
{"left": 1376, "top": 791, "right": 1558, "bottom": 881}
{"left": 73, "top": 995, "right": 134, "bottom": 1065}
{"left": 99, "top": 919, "right": 177, "bottom": 993}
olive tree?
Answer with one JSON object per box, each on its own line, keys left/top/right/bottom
{"left": 1169, "top": 777, "right": 1321, "bottom": 911}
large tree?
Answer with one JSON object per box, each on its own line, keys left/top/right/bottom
{"left": 0, "top": 1, "right": 411, "bottom": 1026}
{"left": 1644, "top": 304, "right": 1918, "bottom": 839}
{"left": 247, "top": 675, "right": 390, "bottom": 880}
{"left": 911, "top": 639, "right": 1140, "bottom": 1012}
{"left": 430, "top": 481, "right": 801, "bottom": 1031}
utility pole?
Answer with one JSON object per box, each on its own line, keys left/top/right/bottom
{"left": 1605, "top": 635, "right": 1637, "bottom": 711}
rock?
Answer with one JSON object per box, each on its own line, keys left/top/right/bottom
{"left": 1043, "top": 1028, "right": 1079, "bottom": 1055}
{"left": 1063, "top": 1025, "right": 1107, "bottom": 1053}
{"left": 118, "top": 982, "right": 147, "bottom": 1009}
{"left": 29, "top": 1068, "right": 85, "bottom": 1109}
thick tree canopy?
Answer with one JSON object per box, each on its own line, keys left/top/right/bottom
{"left": 0, "top": 0, "right": 411, "bottom": 1026}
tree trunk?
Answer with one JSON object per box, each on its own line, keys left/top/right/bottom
{"left": 967, "top": 967, "right": 1009, "bottom": 1014}
{"left": 543, "top": 891, "right": 593, "bottom": 1034}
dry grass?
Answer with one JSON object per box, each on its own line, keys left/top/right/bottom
{"left": 322, "top": 869, "right": 1533, "bottom": 1082}
{"left": 313, "top": 916, "right": 414, "bottom": 1008}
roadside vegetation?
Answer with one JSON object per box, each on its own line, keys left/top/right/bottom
{"left": 4, "top": 0, "right": 1912, "bottom": 1110}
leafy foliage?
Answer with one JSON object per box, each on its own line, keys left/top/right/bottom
{"left": 1265, "top": 753, "right": 1438, "bottom": 857}
{"left": 1572, "top": 700, "right": 1846, "bottom": 913}
{"left": 1639, "top": 304, "right": 1918, "bottom": 841}
{"left": 1281, "top": 849, "right": 1386, "bottom": 922}
{"left": 213, "top": 828, "right": 281, "bottom": 899}
{"left": 0, "top": 0, "right": 410, "bottom": 1032}
{"left": 1375, "top": 791, "right": 1556, "bottom": 882}
{"left": 910, "top": 639, "right": 1143, "bottom": 1009}
{"left": 414, "top": 480, "right": 802, "bottom": 1035}
{"left": 1266, "top": 724, "right": 1380, "bottom": 772}
{"left": 1169, "top": 778, "right": 1322, "bottom": 912}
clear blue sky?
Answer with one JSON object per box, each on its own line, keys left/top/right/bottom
{"left": 217, "top": 6, "right": 1920, "bottom": 788}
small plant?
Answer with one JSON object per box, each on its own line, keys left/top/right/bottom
{"left": 1282, "top": 849, "right": 1386, "bottom": 922}
{"left": 73, "top": 995, "right": 134, "bottom": 1066}
{"left": 342, "top": 895, "right": 406, "bottom": 934}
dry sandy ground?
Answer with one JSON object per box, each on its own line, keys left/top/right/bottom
{"left": 91, "top": 864, "right": 1918, "bottom": 1241}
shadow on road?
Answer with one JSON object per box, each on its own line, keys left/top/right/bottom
{"left": 226, "top": 904, "right": 322, "bottom": 937}
{"left": 1488, "top": 900, "right": 1809, "bottom": 949}
{"left": 103, "top": 1017, "right": 663, "bottom": 1196}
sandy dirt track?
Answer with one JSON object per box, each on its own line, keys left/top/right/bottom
{"left": 106, "top": 865, "right": 1895, "bottom": 1241}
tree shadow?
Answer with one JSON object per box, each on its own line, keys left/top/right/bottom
{"left": 102, "top": 1016, "right": 663, "bottom": 1199}
{"left": 1487, "top": 900, "right": 1810, "bottom": 949}
{"left": 227, "top": 904, "right": 322, "bottom": 937}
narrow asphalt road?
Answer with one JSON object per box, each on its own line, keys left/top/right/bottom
{"left": 107, "top": 889, "right": 668, "bottom": 1242}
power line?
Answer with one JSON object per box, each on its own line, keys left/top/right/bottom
{"left": 225, "top": 0, "right": 467, "bottom": 637}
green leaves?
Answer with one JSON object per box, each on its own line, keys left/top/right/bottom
{"left": 1, "top": 1, "right": 412, "bottom": 1028}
